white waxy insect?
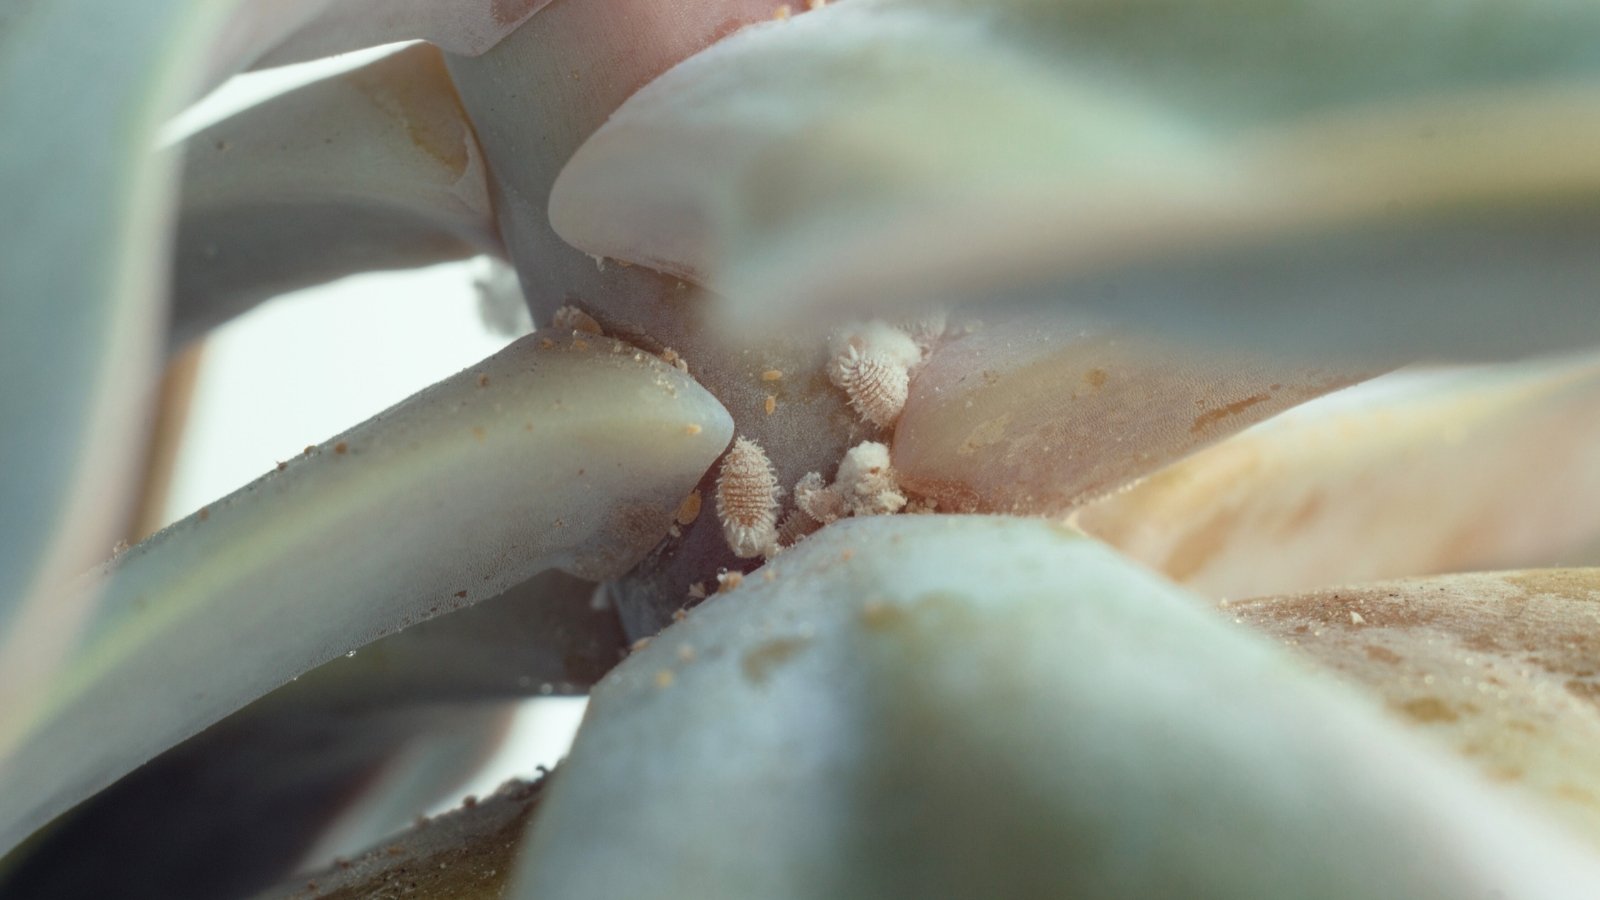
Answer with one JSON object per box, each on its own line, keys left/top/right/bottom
{"left": 793, "top": 471, "right": 847, "bottom": 525}
{"left": 716, "top": 437, "right": 781, "bottom": 558}
{"left": 775, "top": 508, "right": 823, "bottom": 548}
{"left": 828, "top": 321, "right": 920, "bottom": 429}
{"left": 834, "top": 441, "right": 906, "bottom": 517}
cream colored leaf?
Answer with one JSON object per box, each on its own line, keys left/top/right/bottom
{"left": 1077, "top": 353, "right": 1600, "bottom": 599}
{"left": 1230, "top": 569, "right": 1600, "bottom": 849}
{"left": 512, "top": 516, "right": 1600, "bottom": 899}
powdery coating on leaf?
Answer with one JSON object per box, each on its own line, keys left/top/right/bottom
{"left": 716, "top": 437, "right": 780, "bottom": 558}
{"left": 1230, "top": 569, "right": 1600, "bottom": 850}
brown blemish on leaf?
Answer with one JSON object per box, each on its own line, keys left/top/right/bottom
{"left": 1163, "top": 508, "right": 1241, "bottom": 582}
{"left": 1084, "top": 368, "right": 1108, "bottom": 389}
{"left": 860, "top": 601, "right": 909, "bottom": 631}
{"left": 741, "top": 637, "right": 809, "bottom": 685}
{"left": 346, "top": 46, "right": 471, "bottom": 177}
{"left": 1364, "top": 644, "right": 1402, "bottom": 665}
{"left": 1503, "top": 570, "right": 1600, "bottom": 603}
{"left": 1398, "top": 697, "right": 1459, "bottom": 723}
{"left": 1191, "top": 393, "right": 1271, "bottom": 435}
{"left": 1566, "top": 680, "right": 1600, "bottom": 704}
{"left": 334, "top": 441, "right": 348, "bottom": 455}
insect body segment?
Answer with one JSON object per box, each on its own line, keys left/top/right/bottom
{"left": 716, "top": 437, "right": 782, "bottom": 558}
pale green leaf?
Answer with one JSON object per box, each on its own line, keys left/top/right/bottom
{"left": 172, "top": 43, "right": 499, "bottom": 343}
{"left": 550, "top": 0, "right": 1600, "bottom": 360}
{"left": 0, "top": 335, "right": 732, "bottom": 856}
{"left": 513, "top": 516, "right": 1600, "bottom": 899}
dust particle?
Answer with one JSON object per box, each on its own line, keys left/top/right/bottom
{"left": 655, "top": 669, "right": 676, "bottom": 688}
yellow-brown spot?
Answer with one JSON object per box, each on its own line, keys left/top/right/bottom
{"left": 1190, "top": 394, "right": 1270, "bottom": 435}
{"left": 742, "top": 637, "right": 808, "bottom": 684}
{"left": 1398, "top": 697, "right": 1459, "bottom": 723}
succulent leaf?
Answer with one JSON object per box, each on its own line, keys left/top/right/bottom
{"left": 894, "top": 313, "right": 1379, "bottom": 514}
{"left": 251, "top": 0, "right": 558, "bottom": 70}
{"left": 172, "top": 43, "right": 500, "bottom": 345}
{"left": 1230, "top": 569, "right": 1600, "bottom": 851}
{"left": 1078, "top": 352, "right": 1600, "bottom": 599}
{"left": 550, "top": 0, "right": 1600, "bottom": 360}
{"left": 512, "top": 516, "right": 1600, "bottom": 899}
{"left": 0, "top": 335, "right": 732, "bottom": 856}
{"left": 0, "top": 701, "right": 511, "bottom": 900}
{"left": 0, "top": 0, "right": 254, "bottom": 693}
{"left": 0, "top": 569, "right": 616, "bottom": 898}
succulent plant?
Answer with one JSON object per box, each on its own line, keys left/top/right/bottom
{"left": 4, "top": 0, "right": 1600, "bottom": 897}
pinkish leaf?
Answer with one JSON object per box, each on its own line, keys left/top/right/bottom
{"left": 894, "top": 314, "right": 1377, "bottom": 514}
